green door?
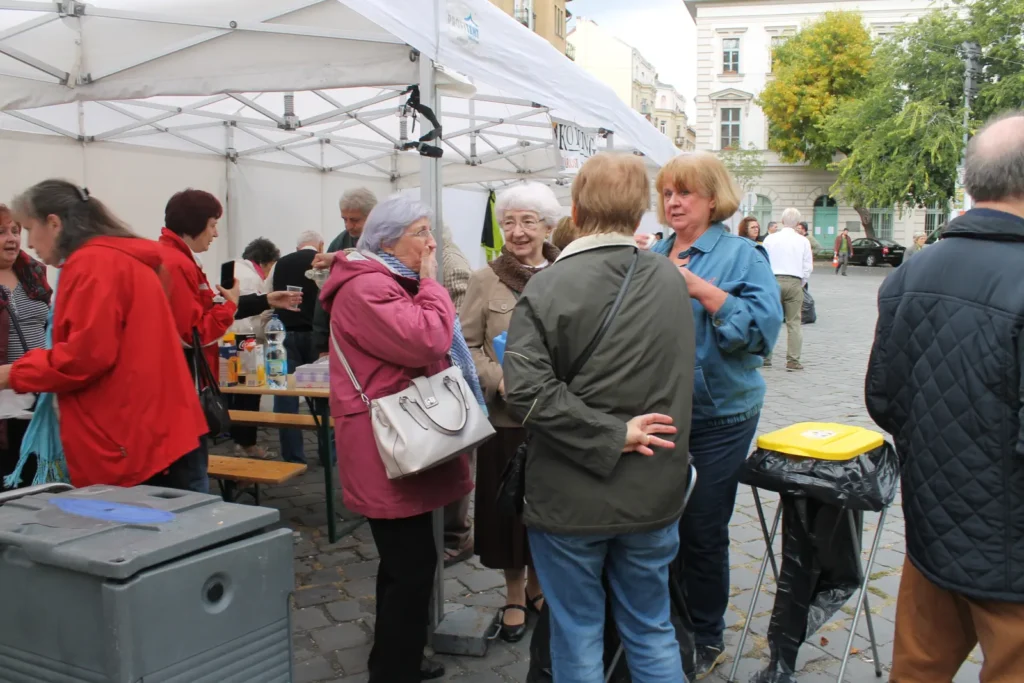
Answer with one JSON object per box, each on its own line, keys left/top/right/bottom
{"left": 812, "top": 195, "right": 838, "bottom": 240}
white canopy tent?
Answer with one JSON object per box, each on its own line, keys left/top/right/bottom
{"left": 0, "top": 0, "right": 679, "bottom": 267}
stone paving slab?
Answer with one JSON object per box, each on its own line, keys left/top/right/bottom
{"left": 211, "top": 263, "right": 983, "bottom": 682}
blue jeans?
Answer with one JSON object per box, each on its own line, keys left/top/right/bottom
{"left": 528, "top": 523, "right": 684, "bottom": 683}
{"left": 144, "top": 436, "right": 209, "bottom": 493}
{"left": 678, "top": 414, "right": 760, "bottom": 648}
{"left": 275, "top": 331, "right": 314, "bottom": 463}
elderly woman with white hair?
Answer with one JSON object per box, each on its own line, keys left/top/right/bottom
{"left": 320, "top": 194, "right": 481, "bottom": 683}
{"left": 460, "top": 181, "right": 562, "bottom": 641}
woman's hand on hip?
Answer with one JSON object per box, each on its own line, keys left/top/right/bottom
{"left": 624, "top": 414, "right": 677, "bottom": 456}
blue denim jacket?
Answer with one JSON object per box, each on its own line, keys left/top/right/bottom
{"left": 651, "top": 224, "right": 783, "bottom": 426}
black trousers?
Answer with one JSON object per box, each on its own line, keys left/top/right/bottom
{"left": 367, "top": 512, "right": 437, "bottom": 683}
{"left": 0, "top": 419, "right": 34, "bottom": 491}
{"left": 142, "top": 437, "right": 209, "bottom": 493}
{"left": 229, "top": 393, "right": 261, "bottom": 447}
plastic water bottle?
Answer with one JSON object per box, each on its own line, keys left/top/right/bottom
{"left": 265, "top": 315, "right": 288, "bottom": 389}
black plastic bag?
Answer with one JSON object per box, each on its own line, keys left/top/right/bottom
{"left": 801, "top": 287, "right": 817, "bottom": 324}
{"left": 739, "top": 443, "right": 898, "bottom": 512}
{"left": 496, "top": 437, "right": 528, "bottom": 520}
{"left": 749, "top": 498, "right": 863, "bottom": 683}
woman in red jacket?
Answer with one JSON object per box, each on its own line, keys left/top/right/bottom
{"left": 0, "top": 180, "right": 209, "bottom": 490}
{"left": 158, "top": 189, "right": 238, "bottom": 384}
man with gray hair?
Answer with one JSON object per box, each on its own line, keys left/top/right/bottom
{"left": 271, "top": 229, "right": 325, "bottom": 463}
{"left": 866, "top": 111, "right": 1024, "bottom": 679}
{"left": 762, "top": 207, "right": 813, "bottom": 369}
{"left": 312, "top": 187, "right": 380, "bottom": 356}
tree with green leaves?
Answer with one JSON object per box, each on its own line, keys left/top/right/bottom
{"left": 761, "top": 2, "right": 1024, "bottom": 237}
{"left": 758, "top": 11, "right": 876, "bottom": 232}
{"left": 719, "top": 143, "right": 766, "bottom": 195}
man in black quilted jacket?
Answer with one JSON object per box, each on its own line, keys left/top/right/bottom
{"left": 866, "top": 111, "right": 1024, "bottom": 681}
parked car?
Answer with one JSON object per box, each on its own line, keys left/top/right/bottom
{"left": 849, "top": 238, "right": 906, "bottom": 267}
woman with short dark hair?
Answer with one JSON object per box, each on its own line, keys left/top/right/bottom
{"left": 0, "top": 180, "right": 208, "bottom": 491}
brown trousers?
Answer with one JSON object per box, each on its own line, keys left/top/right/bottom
{"left": 891, "top": 557, "right": 1024, "bottom": 682}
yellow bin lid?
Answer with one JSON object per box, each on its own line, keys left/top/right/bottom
{"left": 756, "top": 422, "right": 885, "bottom": 461}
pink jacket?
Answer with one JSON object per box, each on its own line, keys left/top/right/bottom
{"left": 321, "top": 252, "right": 473, "bottom": 519}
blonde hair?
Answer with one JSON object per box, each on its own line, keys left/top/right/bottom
{"left": 571, "top": 153, "right": 650, "bottom": 237}
{"left": 655, "top": 152, "right": 740, "bottom": 225}
{"left": 552, "top": 215, "right": 579, "bottom": 251}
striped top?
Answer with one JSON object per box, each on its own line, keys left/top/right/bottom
{"left": 8, "top": 283, "right": 48, "bottom": 363}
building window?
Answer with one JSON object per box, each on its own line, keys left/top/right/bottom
{"left": 554, "top": 6, "right": 564, "bottom": 38}
{"left": 720, "top": 107, "right": 741, "bottom": 149}
{"left": 514, "top": 0, "right": 535, "bottom": 30}
{"left": 753, "top": 195, "right": 773, "bottom": 228}
{"left": 870, "top": 207, "right": 894, "bottom": 241}
{"left": 640, "top": 98, "right": 650, "bottom": 114}
{"left": 723, "top": 38, "right": 740, "bottom": 74}
{"left": 660, "top": 120, "right": 667, "bottom": 134}
{"left": 925, "top": 203, "right": 947, "bottom": 239}
{"left": 769, "top": 35, "right": 787, "bottom": 72}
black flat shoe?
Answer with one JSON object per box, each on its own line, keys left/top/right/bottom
{"left": 498, "top": 604, "right": 528, "bottom": 643}
{"left": 420, "top": 656, "right": 445, "bottom": 680}
{"left": 526, "top": 591, "right": 545, "bottom": 615}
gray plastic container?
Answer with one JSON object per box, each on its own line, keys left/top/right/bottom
{"left": 0, "top": 485, "right": 294, "bottom": 683}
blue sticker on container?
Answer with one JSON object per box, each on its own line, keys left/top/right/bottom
{"left": 49, "top": 498, "right": 176, "bottom": 524}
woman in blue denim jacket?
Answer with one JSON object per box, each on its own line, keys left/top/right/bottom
{"left": 650, "top": 152, "right": 783, "bottom": 678}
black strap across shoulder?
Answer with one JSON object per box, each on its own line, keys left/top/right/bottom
{"left": 563, "top": 247, "right": 639, "bottom": 384}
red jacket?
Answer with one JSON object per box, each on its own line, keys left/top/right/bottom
{"left": 157, "top": 228, "right": 236, "bottom": 382}
{"left": 321, "top": 253, "right": 472, "bottom": 519}
{"left": 10, "top": 237, "right": 208, "bottom": 487}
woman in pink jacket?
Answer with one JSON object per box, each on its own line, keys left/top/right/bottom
{"left": 321, "top": 195, "right": 476, "bottom": 683}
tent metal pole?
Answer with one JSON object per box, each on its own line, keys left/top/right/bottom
{"left": 419, "top": 52, "right": 446, "bottom": 636}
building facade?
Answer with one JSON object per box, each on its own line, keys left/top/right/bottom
{"left": 568, "top": 18, "right": 694, "bottom": 151}
{"left": 490, "top": 0, "right": 572, "bottom": 55}
{"left": 655, "top": 81, "right": 697, "bottom": 151}
{"left": 685, "top": 0, "right": 942, "bottom": 245}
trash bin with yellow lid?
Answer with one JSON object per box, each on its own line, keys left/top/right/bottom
{"left": 740, "top": 422, "right": 898, "bottom": 512}
{"left": 729, "top": 423, "right": 898, "bottom": 683}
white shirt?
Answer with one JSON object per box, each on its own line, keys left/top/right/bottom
{"left": 763, "top": 227, "right": 813, "bottom": 280}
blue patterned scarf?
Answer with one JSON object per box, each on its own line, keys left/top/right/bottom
{"left": 376, "top": 252, "right": 488, "bottom": 416}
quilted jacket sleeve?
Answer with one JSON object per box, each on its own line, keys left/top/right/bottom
{"left": 1018, "top": 328, "right": 1024, "bottom": 457}
{"left": 866, "top": 283, "right": 899, "bottom": 436}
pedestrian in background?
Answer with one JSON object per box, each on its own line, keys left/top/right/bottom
{"left": 903, "top": 232, "right": 926, "bottom": 261}
{"left": 833, "top": 226, "right": 854, "bottom": 276}
{"left": 763, "top": 208, "right": 813, "bottom": 371}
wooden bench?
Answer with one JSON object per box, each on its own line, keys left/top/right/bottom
{"left": 228, "top": 410, "right": 335, "bottom": 430}
{"left": 208, "top": 454, "right": 308, "bottom": 505}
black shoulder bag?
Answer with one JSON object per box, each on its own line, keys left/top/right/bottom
{"left": 496, "top": 248, "right": 639, "bottom": 520}
{"left": 190, "top": 328, "right": 232, "bottom": 435}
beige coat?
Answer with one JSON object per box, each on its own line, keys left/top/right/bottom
{"left": 460, "top": 265, "right": 519, "bottom": 428}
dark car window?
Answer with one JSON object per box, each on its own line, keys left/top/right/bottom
{"left": 852, "top": 239, "right": 873, "bottom": 248}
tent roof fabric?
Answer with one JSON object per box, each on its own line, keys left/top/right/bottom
{"left": 0, "top": 0, "right": 679, "bottom": 185}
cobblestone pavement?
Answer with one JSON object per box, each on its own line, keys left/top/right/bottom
{"left": 212, "top": 263, "right": 982, "bottom": 682}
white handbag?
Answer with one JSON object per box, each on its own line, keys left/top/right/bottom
{"left": 331, "top": 330, "right": 495, "bottom": 479}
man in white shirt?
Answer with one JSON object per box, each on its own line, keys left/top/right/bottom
{"left": 762, "top": 208, "right": 813, "bottom": 370}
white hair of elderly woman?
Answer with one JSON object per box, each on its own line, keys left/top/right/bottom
{"left": 780, "top": 207, "right": 802, "bottom": 228}
{"left": 495, "top": 181, "right": 564, "bottom": 228}
{"left": 356, "top": 194, "right": 434, "bottom": 254}
{"left": 296, "top": 230, "right": 323, "bottom": 249}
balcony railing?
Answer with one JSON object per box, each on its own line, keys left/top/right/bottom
{"left": 514, "top": 7, "right": 534, "bottom": 28}
{"left": 566, "top": 42, "right": 576, "bottom": 60}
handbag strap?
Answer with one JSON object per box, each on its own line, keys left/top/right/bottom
{"left": 330, "top": 329, "right": 371, "bottom": 406}
{"left": 563, "top": 247, "right": 639, "bottom": 385}
{"left": 191, "top": 328, "right": 221, "bottom": 395}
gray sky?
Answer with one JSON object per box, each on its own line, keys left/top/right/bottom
{"left": 568, "top": 0, "right": 698, "bottom": 118}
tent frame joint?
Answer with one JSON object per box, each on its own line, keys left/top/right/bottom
{"left": 59, "top": 0, "right": 85, "bottom": 17}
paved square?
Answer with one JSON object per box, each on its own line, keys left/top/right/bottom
{"left": 212, "top": 263, "right": 983, "bottom": 682}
